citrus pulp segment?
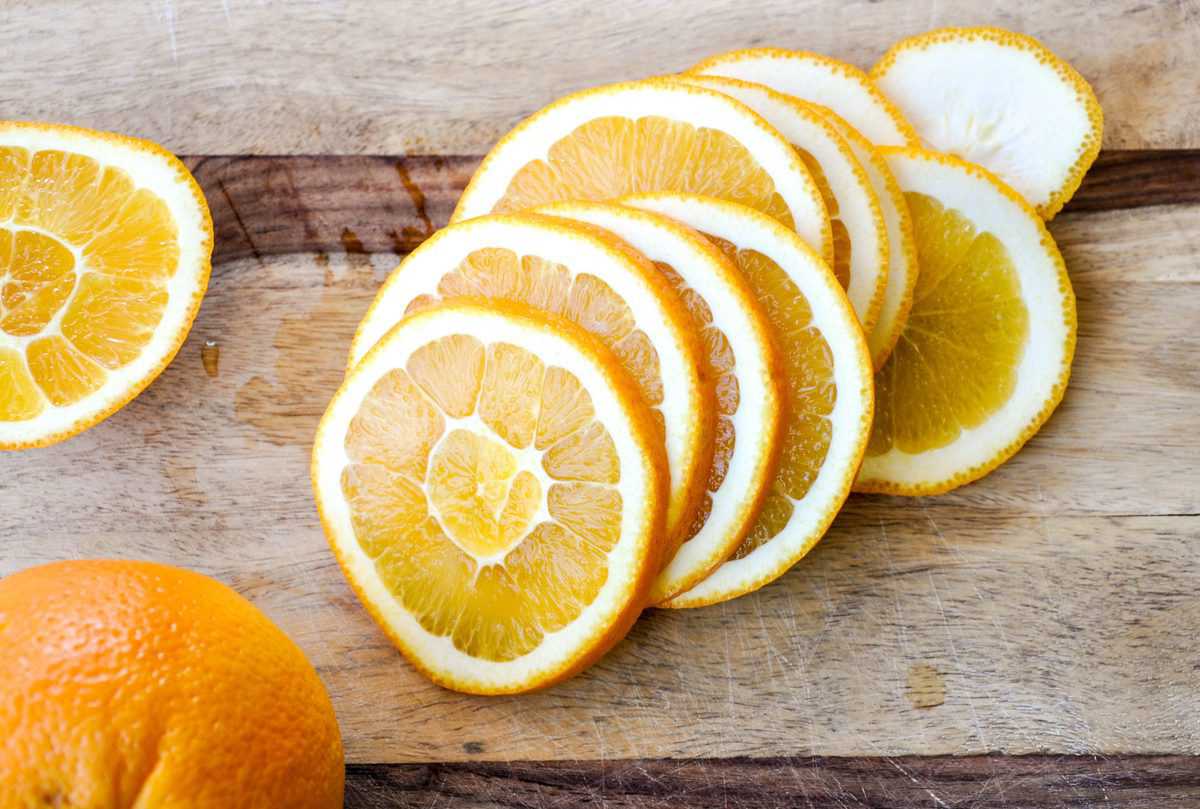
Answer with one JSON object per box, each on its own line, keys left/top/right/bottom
{"left": 679, "top": 75, "right": 888, "bottom": 335}
{"left": 536, "top": 200, "right": 785, "bottom": 603}
{"left": 348, "top": 213, "right": 712, "bottom": 551}
{"left": 0, "top": 121, "right": 212, "bottom": 449}
{"left": 689, "top": 49, "right": 919, "bottom": 147}
{"left": 314, "top": 299, "right": 667, "bottom": 693}
{"left": 622, "top": 194, "right": 873, "bottom": 608}
{"left": 871, "top": 27, "right": 1103, "bottom": 219}
{"left": 450, "top": 78, "right": 833, "bottom": 268}
{"left": 856, "top": 147, "right": 1076, "bottom": 495}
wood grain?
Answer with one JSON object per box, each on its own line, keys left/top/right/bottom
{"left": 3, "top": 1, "right": 1198, "bottom": 154}
{"left": 343, "top": 755, "right": 1200, "bottom": 808}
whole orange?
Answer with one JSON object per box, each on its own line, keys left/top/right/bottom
{"left": 0, "top": 560, "right": 344, "bottom": 807}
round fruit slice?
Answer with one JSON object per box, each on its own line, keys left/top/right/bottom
{"left": 0, "top": 122, "right": 213, "bottom": 449}
{"left": 315, "top": 299, "right": 666, "bottom": 693}
{"left": 690, "top": 49, "right": 918, "bottom": 147}
{"left": 679, "top": 75, "right": 888, "bottom": 336}
{"left": 451, "top": 78, "right": 833, "bottom": 268}
{"left": 871, "top": 27, "right": 1103, "bottom": 220}
{"left": 856, "top": 147, "right": 1076, "bottom": 495}
{"left": 623, "top": 194, "right": 872, "bottom": 608}
{"left": 536, "top": 201, "right": 785, "bottom": 603}
{"left": 348, "top": 213, "right": 712, "bottom": 554}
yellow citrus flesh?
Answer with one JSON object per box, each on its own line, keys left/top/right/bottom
{"left": 315, "top": 300, "right": 666, "bottom": 693}
{"left": 856, "top": 147, "right": 1075, "bottom": 495}
{"left": 349, "top": 214, "right": 711, "bottom": 556}
{"left": 0, "top": 123, "right": 211, "bottom": 448}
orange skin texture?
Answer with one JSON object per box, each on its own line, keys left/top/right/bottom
{"left": 0, "top": 560, "right": 344, "bottom": 808}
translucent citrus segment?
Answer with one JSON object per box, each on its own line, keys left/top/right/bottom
{"left": 0, "top": 122, "right": 212, "bottom": 449}
{"left": 689, "top": 49, "right": 919, "bottom": 147}
{"left": 679, "top": 75, "right": 888, "bottom": 335}
{"left": 856, "top": 148, "right": 1076, "bottom": 495}
{"left": 451, "top": 79, "right": 832, "bottom": 266}
{"left": 349, "top": 213, "right": 711, "bottom": 552}
{"left": 538, "top": 201, "right": 785, "bottom": 603}
{"left": 313, "top": 300, "right": 666, "bottom": 693}
{"left": 623, "top": 194, "right": 872, "bottom": 609}
{"left": 871, "top": 27, "right": 1103, "bottom": 219}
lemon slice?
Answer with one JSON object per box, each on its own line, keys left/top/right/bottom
{"left": 679, "top": 75, "right": 888, "bottom": 336}
{"left": 314, "top": 299, "right": 666, "bottom": 693}
{"left": 0, "top": 122, "right": 212, "bottom": 449}
{"left": 872, "top": 27, "right": 1103, "bottom": 220}
{"left": 690, "top": 49, "right": 918, "bottom": 147}
{"left": 856, "top": 147, "right": 1076, "bottom": 495}
{"left": 348, "top": 213, "right": 712, "bottom": 553}
{"left": 623, "top": 194, "right": 872, "bottom": 608}
{"left": 536, "top": 201, "right": 785, "bottom": 603}
{"left": 451, "top": 78, "right": 833, "bottom": 268}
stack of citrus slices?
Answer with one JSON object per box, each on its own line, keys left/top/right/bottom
{"left": 313, "top": 26, "right": 1101, "bottom": 693}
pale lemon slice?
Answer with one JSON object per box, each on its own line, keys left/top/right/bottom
{"left": 872, "top": 27, "right": 1103, "bottom": 219}
{"left": 314, "top": 299, "right": 666, "bottom": 693}
{"left": 450, "top": 78, "right": 833, "bottom": 268}
{"left": 679, "top": 75, "right": 888, "bottom": 336}
{"left": 0, "top": 122, "right": 212, "bottom": 448}
{"left": 348, "top": 213, "right": 712, "bottom": 554}
{"left": 856, "top": 147, "right": 1076, "bottom": 495}
{"left": 536, "top": 201, "right": 785, "bottom": 603}
{"left": 690, "top": 49, "right": 918, "bottom": 146}
{"left": 623, "top": 194, "right": 872, "bottom": 608}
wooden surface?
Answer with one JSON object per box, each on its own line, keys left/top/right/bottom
{"left": 3, "top": 1, "right": 1200, "bottom": 805}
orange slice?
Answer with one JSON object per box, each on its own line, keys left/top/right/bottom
{"left": 624, "top": 194, "right": 872, "bottom": 608}
{"left": 0, "top": 122, "right": 212, "bottom": 448}
{"left": 451, "top": 78, "right": 833, "bottom": 269}
{"left": 313, "top": 299, "right": 666, "bottom": 693}
{"left": 348, "top": 213, "right": 712, "bottom": 554}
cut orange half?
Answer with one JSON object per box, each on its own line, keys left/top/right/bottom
{"left": 536, "top": 201, "right": 785, "bottom": 603}
{"left": 624, "top": 194, "right": 872, "bottom": 608}
{"left": 348, "top": 213, "right": 712, "bottom": 554}
{"left": 0, "top": 122, "right": 212, "bottom": 448}
{"left": 314, "top": 299, "right": 667, "bottom": 693}
{"left": 856, "top": 148, "right": 1076, "bottom": 495}
{"left": 451, "top": 78, "right": 833, "bottom": 268}
{"left": 679, "top": 75, "right": 888, "bottom": 336}
{"left": 872, "top": 27, "right": 1103, "bottom": 219}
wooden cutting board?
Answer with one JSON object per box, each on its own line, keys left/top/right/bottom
{"left": 2, "top": 2, "right": 1199, "bottom": 806}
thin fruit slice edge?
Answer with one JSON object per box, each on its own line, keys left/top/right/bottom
{"left": 855, "top": 146, "right": 1077, "bottom": 495}
{"left": 871, "top": 26, "right": 1103, "bottom": 220}
{"left": 450, "top": 77, "right": 834, "bottom": 269}
{"left": 313, "top": 297, "right": 668, "bottom": 694}
{"left": 689, "top": 48, "right": 919, "bottom": 147}
{"left": 622, "top": 193, "right": 873, "bottom": 609}
{"left": 536, "top": 200, "right": 786, "bottom": 603}
{"left": 679, "top": 74, "right": 889, "bottom": 336}
{"left": 0, "top": 121, "right": 213, "bottom": 449}
{"left": 347, "top": 212, "right": 713, "bottom": 555}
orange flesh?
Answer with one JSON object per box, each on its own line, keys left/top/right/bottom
{"left": 705, "top": 236, "right": 836, "bottom": 558}
{"left": 0, "top": 146, "right": 179, "bottom": 420}
{"left": 795, "top": 147, "right": 851, "bottom": 290}
{"left": 342, "top": 335, "right": 624, "bottom": 662}
{"left": 867, "top": 192, "right": 1029, "bottom": 456}
{"left": 495, "top": 116, "right": 796, "bottom": 230}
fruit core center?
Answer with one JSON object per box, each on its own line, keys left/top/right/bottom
{"left": 0, "top": 227, "right": 78, "bottom": 337}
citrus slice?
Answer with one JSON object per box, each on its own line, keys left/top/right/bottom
{"left": 679, "top": 75, "right": 888, "bottom": 336}
{"left": 871, "top": 27, "right": 1103, "bottom": 220}
{"left": 348, "top": 213, "right": 712, "bottom": 554}
{"left": 690, "top": 49, "right": 918, "bottom": 147}
{"left": 623, "top": 194, "right": 872, "bottom": 608}
{"left": 314, "top": 299, "right": 666, "bottom": 693}
{"left": 0, "top": 122, "right": 212, "bottom": 449}
{"left": 450, "top": 78, "right": 833, "bottom": 268}
{"left": 535, "top": 201, "right": 785, "bottom": 603}
{"left": 856, "top": 147, "right": 1076, "bottom": 495}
